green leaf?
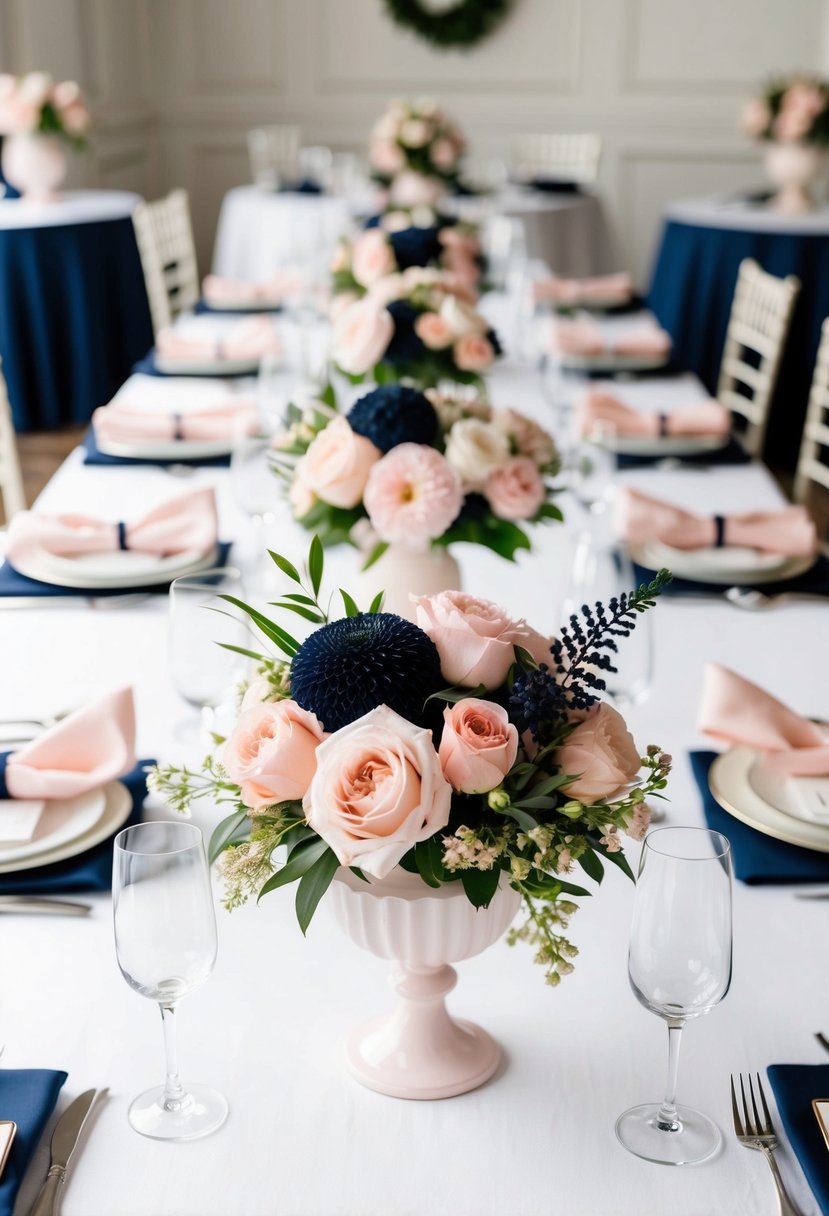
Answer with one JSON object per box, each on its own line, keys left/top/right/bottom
{"left": 577, "top": 850, "right": 605, "bottom": 884}
{"left": 534, "top": 502, "right": 564, "bottom": 523}
{"left": 340, "top": 589, "right": 360, "bottom": 617}
{"left": 295, "top": 847, "right": 340, "bottom": 935}
{"left": 361, "top": 541, "right": 389, "bottom": 572}
{"left": 527, "top": 773, "right": 575, "bottom": 797}
{"left": 308, "top": 535, "right": 324, "bottom": 597}
{"left": 271, "top": 601, "right": 326, "bottom": 624}
{"left": 208, "top": 810, "right": 250, "bottom": 865}
{"left": 513, "top": 795, "right": 558, "bottom": 810}
{"left": 512, "top": 644, "right": 538, "bottom": 671}
{"left": 555, "top": 879, "right": 592, "bottom": 898}
{"left": 424, "top": 684, "right": 488, "bottom": 706}
{"left": 461, "top": 866, "right": 500, "bottom": 908}
{"left": 319, "top": 381, "right": 337, "bottom": 409}
{"left": 595, "top": 842, "right": 635, "bottom": 882}
{"left": 217, "top": 642, "right": 268, "bottom": 662}
{"left": 220, "top": 595, "right": 299, "bottom": 657}
{"left": 414, "top": 836, "right": 447, "bottom": 888}
{"left": 268, "top": 551, "right": 302, "bottom": 585}
{"left": 256, "top": 837, "right": 330, "bottom": 901}
{"left": 398, "top": 847, "right": 418, "bottom": 874}
{"left": 495, "top": 804, "right": 538, "bottom": 831}
{"left": 281, "top": 593, "right": 318, "bottom": 606}
{"left": 368, "top": 591, "right": 385, "bottom": 614}
{"left": 349, "top": 866, "right": 369, "bottom": 883}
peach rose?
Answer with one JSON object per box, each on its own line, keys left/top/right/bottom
{"left": 454, "top": 333, "right": 495, "bottom": 373}
{"left": 555, "top": 703, "right": 641, "bottom": 803}
{"left": 301, "top": 416, "right": 380, "bottom": 509}
{"left": 370, "top": 137, "right": 405, "bottom": 175}
{"left": 439, "top": 294, "right": 486, "bottom": 338}
{"left": 304, "top": 705, "right": 452, "bottom": 878}
{"left": 332, "top": 298, "right": 394, "bottom": 375}
{"left": 351, "top": 229, "right": 396, "bottom": 288}
{"left": 415, "top": 590, "right": 544, "bottom": 689}
{"left": 224, "top": 700, "right": 326, "bottom": 810}
{"left": 366, "top": 272, "right": 406, "bottom": 308}
{"left": 414, "top": 311, "right": 453, "bottom": 350}
{"left": 439, "top": 699, "right": 518, "bottom": 793}
{"left": 430, "top": 137, "right": 458, "bottom": 171}
{"left": 400, "top": 117, "right": 433, "bottom": 147}
{"left": 329, "top": 290, "right": 359, "bottom": 323}
{"left": 484, "top": 456, "right": 546, "bottom": 521}
{"left": 61, "top": 99, "right": 90, "bottom": 137}
{"left": 52, "top": 80, "right": 81, "bottom": 109}
{"left": 289, "top": 460, "right": 316, "bottom": 518}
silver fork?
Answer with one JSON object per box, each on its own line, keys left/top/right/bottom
{"left": 731, "top": 1073, "right": 803, "bottom": 1216}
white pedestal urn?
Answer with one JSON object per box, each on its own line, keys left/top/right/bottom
{"left": 1, "top": 133, "right": 68, "bottom": 202}
{"left": 764, "top": 141, "right": 827, "bottom": 214}
{"left": 351, "top": 543, "right": 461, "bottom": 622}
{"left": 328, "top": 866, "right": 521, "bottom": 1100}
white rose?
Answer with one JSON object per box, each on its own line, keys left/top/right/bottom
{"left": 439, "top": 294, "right": 487, "bottom": 339}
{"left": 414, "top": 96, "right": 440, "bottom": 118}
{"left": 400, "top": 118, "right": 433, "bottom": 148}
{"left": 445, "top": 419, "right": 511, "bottom": 489}
{"left": 381, "top": 210, "right": 413, "bottom": 233}
{"left": 19, "top": 72, "right": 53, "bottom": 106}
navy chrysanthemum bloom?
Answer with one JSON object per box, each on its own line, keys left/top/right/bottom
{"left": 385, "top": 300, "right": 427, "bottom": 364}
{"left": 290, "top": 612, "right": 444, "bottom": 733}
{"left": 389, "top": 226, "right": 442, "bottom": 270}
{"left": 347, "top": 385, "right": 438, "bottom": 452}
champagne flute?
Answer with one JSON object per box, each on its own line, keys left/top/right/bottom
{"left": 113, "top": 821, "right": 227, "bottom": 1140}
{"left": 616, "top": 827, "right": 732, "bottom": 1165}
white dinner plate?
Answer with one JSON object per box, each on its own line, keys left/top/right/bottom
{"left": 589, "top": 432, "right": 729, "bottom": 457}
{"left": 559, "top": 351, "right": 670, "bottom": 373}
{"left": 11, "top": 546, "right": 220, "bottom": 590}
{"left": 154, "top": 355, "right": 262, "bottom": 376}
{"left": 0, "top": 779, "right": 132, "bottom": 873}
{"left": 0, "top": 787, "right": 107, "bottom": 863}
{"left": 95, "top": 435, "right": 234, "bottom": 461}
{"left": 628, "top": 539, "right": 816, "bottom": 585}
{"left": 709, "top": 747, "right": 829, "bottom": 853}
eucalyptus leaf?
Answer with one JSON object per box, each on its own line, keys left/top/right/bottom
{"left": 577, "top": 850, "right": 605, "bottom": 884}
{"left": 295, "top": 848, "right": 340, "bottom": 935}
{"left": 208, "top": 810, "right": 250, "bottom": 865}
{"left": 308, "top": 536, "right": 324, "bottom": 596}
{"left": 220, "top": 595, "right": 299, "bottom": 657}
{"left": 340, "top": 589, "right": 360, "bottom": 618}
{"left": 461, "top": 866, "right": 500, "bottom": 908}
{"left": 256, "top": 836, "right": 329, "bottom": 902}
{"left": 361, "top": 541, "right": 389, "bottom": 572}
{"left": 268, "top": 551, "right": 302, "bottom": 585}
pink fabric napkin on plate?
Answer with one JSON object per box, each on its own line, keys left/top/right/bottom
{"left": 699, "top": 663, "right": 829, "bottom": 776}
{"left": 576, "top": 389, "right": 731, "bottom": 439}
{"left": 92, "top": 399, "right": 259, "bottom": 444}
{"left": 5, "top": 487, "right": 218, "bottom": 566}
{"left": 155, "top": 316, "right": 281, "bottom": 363}
{"left": 2, "top": 687, "right": 137, "bottom": 799}
{"left": 202, "top": 270, "right": 303, "bottom": 307}
{"left": 549, "top": 317, "right": 671, "bottom": 358}
{"left": 615, "top": 487, "right": 818, "bottom": 556}
{"left": 534, "top": 272, "right": 633, "bottom": 306}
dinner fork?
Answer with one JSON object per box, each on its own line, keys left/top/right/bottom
{"left": 730, "top": 1074, "right": 803, "bottom": 1216}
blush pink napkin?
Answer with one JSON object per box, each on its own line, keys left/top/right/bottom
{"left": 5, "top": 487, "right": 218, "bottom": 566}
{"left": 615, "top": 486, "right": 817, "bottom": 556}
{"left": 3, "top": 687, "right": 137, "bottom": 800}
{"left": 699, "top": 663, "right": 829, "bottom": 776}
{"left": 534, "top": 272, "right": 633, "bottom": 307}
{"left": 576, "top": 389, "right": 731, "bottom": 439}
{"left": 202, "top": 270, "right": 303, "bottom": 307}
{"left": 549, "top": 317, "right": 671, "bottom": 358}
{"left": 92, "top": 399, "right": 260, "bottom": 444}
{"left": 155, "top": 316, "right": 281, "bottom": 363}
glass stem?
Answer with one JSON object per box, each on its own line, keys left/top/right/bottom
{"left": 656, "top": 1020, "right": 684, "bottom": 1132}
{"left": 159, "top": 1002, "right": 187, "bottom": 1112}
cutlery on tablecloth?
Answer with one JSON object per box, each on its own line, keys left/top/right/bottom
{"left": 0, "top": 897, "right": 91, "bottom": 917}
{"left": 26, "top": 1088, "right": 105, "bottom": 1216}
{"left": 731, "top": 1073, "right": 804, "bottom": 1216}
{"left": 0, "top": 1120, "right": 16, "bottom": 1182}
{"left": 725, "top": 587, "right": 828, "bottom": 611}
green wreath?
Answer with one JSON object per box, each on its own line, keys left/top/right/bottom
{"left": 382, "top": 0, "right": 512, "bottom": 49}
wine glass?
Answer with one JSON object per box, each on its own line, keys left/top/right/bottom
{"left": 570, "top": 422, "right": 618, "bottom": 516}
{"left": 113, "top": 821, "right": 227, "bottom": 1141}
{"left": 616, "top": 827, "right": 733, "bottom": 1165}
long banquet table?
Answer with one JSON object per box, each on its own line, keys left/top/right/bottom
{"left": 0, "top": 338, "right": 827, "bottom": 1215}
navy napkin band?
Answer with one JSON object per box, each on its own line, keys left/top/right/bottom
{"left": 658, "top": 413, "right": 669, "bottom": 438}
{"left": 713, "top": 514, "right": 726, "bottom": 548}
{"left": 0, "top": 751, "right": 9, "bottom": 799}
{"left": 173, "top": 413, "right": 184, "bottom": 441}
{"left": 116, "top": 521, "right": 129, "bottom": 551}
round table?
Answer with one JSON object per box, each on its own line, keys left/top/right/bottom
{"left": 648, "top": 197, "right": 829, "bottom": 468}
{"left": 212, "top": 185, "right": 355, "bottom": 280}
{"left": 0, "top": 189, "right": 153, "bottom": 432}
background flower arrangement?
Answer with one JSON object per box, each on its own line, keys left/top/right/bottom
{"left": 369, "top": 96, "right": 465, "bottom": 204}
{"left": 0, "top": 72, "right": 91, "bottom": 145}
{"left": 740, "top": 75, "right": 829, "bottom": 144}
{"left": 331, "top": 217, "right": 484, "bottom": 303}
{"left": 151, "top": 541, "right": 672, "bottom": 987}
{"left": 272, "top": 383, "right": 562, "bottom": 562}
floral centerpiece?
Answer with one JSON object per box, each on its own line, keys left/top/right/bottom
{"left": 740, "top": 75, "right": 829, "bottom": 212}
{"left": 151, "top": 541, "right": 671, "bottom": 1097}
{"left": 369, "top": 96, "right": 465, "bottom": 209}
{"left": 0, "top": 72, "right": 91, "bottom": 200}
{"left": 332, "top": 216, "right": 484, "bottom": 303}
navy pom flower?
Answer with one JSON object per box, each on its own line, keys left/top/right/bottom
{"left": 290, "top": 612, "right": 444, "bottom": 732}
{"left": 385, "top": 300, "right": 427, "bottom": 364}
{"left": 389, "top": 225, "right": 442, "bottom": 271}
{"left": 347, "top": 385, "right": 438, "bottom": 452}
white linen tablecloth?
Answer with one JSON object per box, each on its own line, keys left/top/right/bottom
{"left": 664, "top": 196, "right": 829, "bottom": 235}
{"left": 0, "top": 352, "right": 826, "bottom": 1215}
{"left": 0, "top": 189, "right": 140, "bottom": 230}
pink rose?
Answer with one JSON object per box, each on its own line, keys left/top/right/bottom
{"left": 439, "top": 698, "right": 518, "bottom": 793}
{"left": 430, "top": 137, "right": 458, "bottom": 171}
{"left": 454, "top": 333, "right": 495, "bottom": 372}
{"left": 366, "top": 272, "right": 405, "bottom": 308}
{"left": 415, "top": 591, "right": 545, "bottom": 688}
{"left": 774, "top": 107, "right": 812, "bottom": 142}
{"left": 554, "top": 703, "right": 641, "bottom": 803}
{"left": 414, "top": 311, "right": 453, "bottom": 350}
{"left": 329, "top": 290, "right": 359, "bottom": 322}
{"left": 304, "top": 705, "right": 452, "bottom": 878}
{"left": 389, "top": 170, "right": 445, "bottom": 208}
{"left": 289, "top": 460, "right": 316, "bottom": 518}
{"left": 493, "top": 408, "right": 557, "bottom": 468}
{"left": 224, "top": 700, "right": 326, "bottom": 810}
{"left": 52, "top": 80, "right": 81, "bottom": 109}
{"left": 370, "top": 137, "right": 405, "bottom": 175}
{"left": 351, "top": 229, "right": 396, "bottom": 288}
{"left": 60, "top": 99, "right": 90, "bottom": 137}
{"left": 364, "top": 444, "right": 463, "bottom": 549}
{"left": 783, "top": 83, "right": 825, "bottom": 118}
{"left": 484, "top": 455, "right": 546, "bottom": 521}
{"left": 301, "top": 415, "right": 380, "bottom": 509}
{"left": 332, "top": 298, "right": 394, "bottom": 375}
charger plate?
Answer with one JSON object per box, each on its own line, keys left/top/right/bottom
{"left": 0, "top": 780, "right": 132, "bottom": 873}
{"left": 709, "top": 747, "right": 829, "bottom": 854}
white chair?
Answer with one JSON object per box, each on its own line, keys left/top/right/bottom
{"left": 0, "top": 359, "right": 25, "bottom": 524}
{"left": 247, "top": 125, "right": 301, "bottom": 189}
{"left": 716, "top": 258, "right": 800, "bottom": 457}
{"left": 132, "top": 189, "right": 199, "bottom": 337}
{"left": 794, "top": 317, "right": 829, "bottom": 505}
{"left": 512, "top": 133, "right": 602, "bottom": 184}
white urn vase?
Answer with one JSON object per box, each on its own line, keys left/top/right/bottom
{"left": 764, "top": 141, "right": 827, "bottom": 214}
{"left": 1, "top": 133, "right": 68, "bottom": 202}
{"left": 328, "top": 866, "right": 521, "bottom": 1100}
{"left": 350, "top": 543, "right": 461, "bottom": 621}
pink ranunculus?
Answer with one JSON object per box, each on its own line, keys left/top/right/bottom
{"left": 389, "top": 169, "right": 445, "bottom": 208}
{"left": 430, "top": 137, "right": 458, "bottom": 171}
{"left": 351, "top": 228, "right": 396, "bottom": 288}
{"left": 303, "top": 704, "right": 452, "bottom": 879}
{"left": 300, "top": 415, "right": 380, "bottom": 509}
{"left": 484, "top": 455, "right": 546, "bottom": 521}
{"left": 739, "top": 96, "right": 772, "bottom": 138}
{"left": 454, "top": 333, "right": 495, "bottom": 372}
{"left": 414, "top": 311, "right": 454, "bottom": 350}
{"left": 224, "top": 700, "right": 326, "bottom": 810}
{"left": 439, "top": 698, "right": 518, "bottom": 794}
{"left": 61, "top": 99, "right": 90, "bottom": 137}
{"left": 370, "top": 137, "right": 406, "bottom": 175}
{"left": 414, "top": 591, "right": 540, "bottom": 689}
{"left": 364, "top": 444, "right": 463, "bottom": 549}
{"left": 555, "top": 702, "right": 641, "bottom": 803}
{"left": 332, "top": 297, "right": 394, "bottom": 375}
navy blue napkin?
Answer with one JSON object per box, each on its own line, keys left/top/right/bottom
{"left": 633, "top": 554, "right": 829, "bottom": 599}
{"left": 82, "top": 428, "right": 231, "bottom": 469}
{"left": 617, "top": 436, "right": 751, "bottom": 471}
{"left": 529, "top": 177, "right": 582, "bottom": 194}
{"left": 0, "top": 541, "right": 231, "bottom": 599}
{"left": 0, "top": 1069, "right": 67, "bottom": 1216}
{"left": 0, "top": 760, "right": 153, "bottom": 895}
{"left": 278, "top": 179, "right": 323, "bottom": 195}
{"left": 690, "top": 750, "right": 829, "bottom": 884}
{"left": 768, "top": 1064, "right": 829, "bottom": 1215}
{"left": 132, "top": 351, "right": 248, "bottom": 379}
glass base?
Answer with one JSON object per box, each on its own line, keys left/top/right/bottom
{"left": 615, "top": 1103, "right": 721, "bottom": 1165}
{"left": 128, "top": 1083, "right": 228, "bottom": 1141}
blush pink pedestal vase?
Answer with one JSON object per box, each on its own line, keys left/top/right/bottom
{"left": 350, "top": 544, "right": 461, "bottom": 622}
{"left": 328, "top": 866, "right": 521, "bottom": 1100}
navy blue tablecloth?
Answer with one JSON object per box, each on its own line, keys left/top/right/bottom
{"left": 0, "top": 213, "right": 153, "bottom": 430}
{"left": 648, "top": 215, "right": 829, "bottom": 469}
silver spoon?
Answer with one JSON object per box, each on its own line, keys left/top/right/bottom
{"left": 725, "top": 586, "right": 827, "bottom": 611}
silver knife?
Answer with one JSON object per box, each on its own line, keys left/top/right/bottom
{"left": 27, "top": 1088, "right": 102, "bottom": 1216}
{"left": 0, "top": 897, "right": 91, "bottom": 917}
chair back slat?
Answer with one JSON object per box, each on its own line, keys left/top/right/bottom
{"left": 248, "top": 125, "right": 301, "bottom": 189}
{"left": 512, "top": 133, "right": 602, "bottom": 183}
{"left": 0, "top": 359, "right": 25, "bottom": 524}
{"left": 795, "top": 316, "right": 829, "bottom": 504}
{"left": 132, "top": 189, "right": 199, "bottom": 337}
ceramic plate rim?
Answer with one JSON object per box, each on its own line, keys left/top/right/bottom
{"left": 154, "top": 356, "right": 261, "bottom": 376}
{"left": 590, "top": 432, "right": 729, "bottom": 456}
{"left": 559, "top": 351, "right": 670, "bottom": 372}
{"left": 709, "top": 747, "right": 829, "bottom": 853}
{"left": 95, "top": 435, "right": 234, "bottom": 460}
{"left": 10, "top": 545, "right": 220, "bottom": 590}
{"left": 0, "top": 787, "right": 107, "bottom": 863}
{"left": 0, "top": 779, "right": 132, "bottom": 873}
{"left": 627, "top": 541, "right": 816, "bottom": 586}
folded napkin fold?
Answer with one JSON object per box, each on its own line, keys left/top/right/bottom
{"left": 699, "top": 663, "right": 829, "bottom": 776}
{"left": 616, "top": 487, "right": 818, "bottom": 557}
{"left": 577, "top": 388, "right": 731, "bottom": 440}
{"left": 0, "top": 688, "right": 135, "bottom": 801}
{"left": 5, "top": 487, "right": 218, "bottom": 568}
{"left": 550, "top": 317, "right": 671, "bottom": 358}
{"left": 534, "top": 272, "right": 633, "bottom": 307}
{"left": 0, "top": 1069, "right": 67, "bottom": 1216}
{"left": 768, "top": 1064, "right": 829, "bottom": 1216}
{"left": 92, "top": 398, "right": 259, "bottom": 445}
{"left": 155, "top": 316, "right": 280, "bottom": 364}
{"left": 202, "top": 270, "right": 303, "bottom": 308}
